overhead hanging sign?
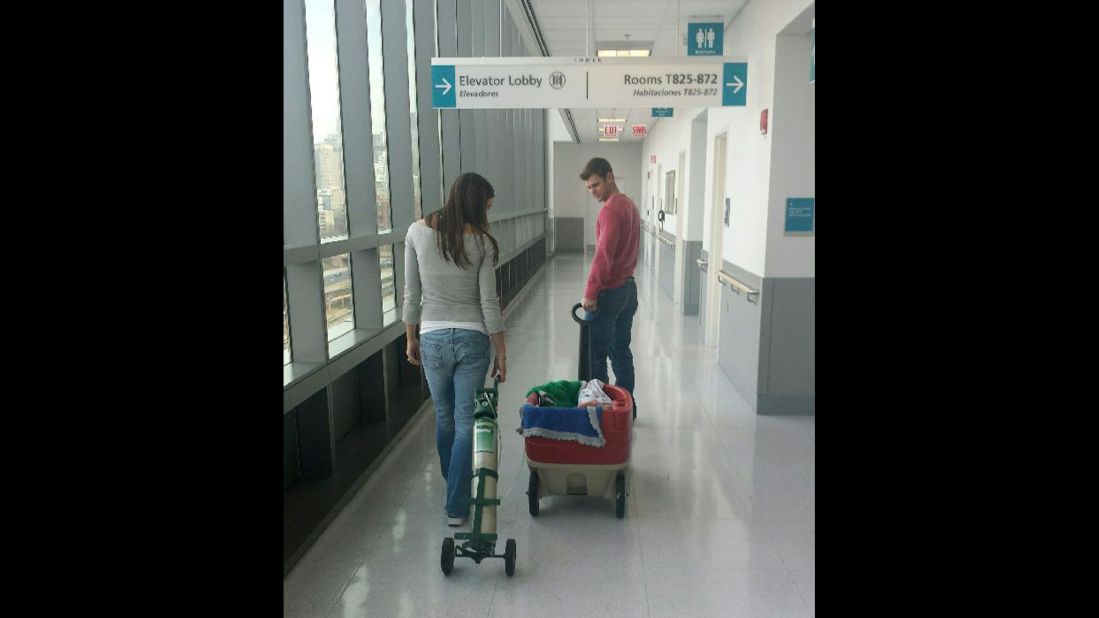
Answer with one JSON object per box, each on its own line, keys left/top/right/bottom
{"left": 431, "top": 56, "right": 747, "bottom": 109}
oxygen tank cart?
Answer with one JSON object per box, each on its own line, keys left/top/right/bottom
{"left": 441, "top": 377, "right": 517, "bottom": 576}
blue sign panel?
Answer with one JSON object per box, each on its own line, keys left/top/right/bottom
{"left": 785, "top": 198, "right": 815, "bottom": 234}
{"left": 722, "top": 63, "right": 747, "bottom": 106}
{"left": 432, "top": 65, "right": 456, "bottom": 108}
{"left": 687, "top": 22, "right": 724, "bottom": 56}
{"left": 651, "top": 107, "right": 673, "bottom": 117}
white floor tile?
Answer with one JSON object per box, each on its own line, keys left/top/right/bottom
{"left": 287, "top": 251, "right": 815, "bottom": 616}
{"left": 644, "top": 567, "right": 811, "bottom": 617}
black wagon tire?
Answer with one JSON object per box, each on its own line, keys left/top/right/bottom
{"left": 528, "top": 470, "right": 540, "bottom": 516}
{"left": 504, "top": 538, "right": 517, "bottom": 576}
{"left": 615, "top": 472, "right": 626, "bottom": 519}
{"left": 441, "top": 537, "right": 455, "bottom": 575}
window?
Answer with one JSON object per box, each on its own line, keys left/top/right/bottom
{"left": 323, "top": 254, "right": 355, "bottom": 340}
{"left": 405, "top": 0, "right": 422, "bottom": 220}
{"left": 304, "top": 0, "right": 349, "bottom": 242}
{"left": 366, "top": 0, "right": 392, "bottom": 232}
{"left": 380, "top": 245, "right": 397, "bottom": 325}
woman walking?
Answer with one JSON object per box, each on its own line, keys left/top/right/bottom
{"left": 403, "top": 172, "right": 508, "bottom": 527}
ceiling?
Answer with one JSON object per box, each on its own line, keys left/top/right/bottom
{"left": 528, "top": 0, "right": 749, "bottom": 143}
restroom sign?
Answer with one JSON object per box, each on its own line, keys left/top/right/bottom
{"left": 688, "top": 23, "right": 724, "bottom": 56}
{"left": 632, "top": 124, "right": 647, "bottom": 137}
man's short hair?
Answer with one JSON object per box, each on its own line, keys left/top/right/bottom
{"left": 580, "top": 157, "right": 613, "bottom": 181}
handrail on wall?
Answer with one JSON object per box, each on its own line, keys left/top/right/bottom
{"left": 716, "top": 269, "right": 760, "bottom": 304}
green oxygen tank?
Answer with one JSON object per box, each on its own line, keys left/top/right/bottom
{"left": 472, "top": 391, "right": 499, "bottom": 535}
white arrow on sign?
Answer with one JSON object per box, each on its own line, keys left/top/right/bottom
{"left": 725, "top": 75, "right": 744, "bottom": 94}
{"left": 434, "top": 78, "right": 452, "bottom": 95}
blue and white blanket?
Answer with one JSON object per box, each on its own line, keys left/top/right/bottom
{"left": 519, "top": 404, "right": 605, "bottom": 447}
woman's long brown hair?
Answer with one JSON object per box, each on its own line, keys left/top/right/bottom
{"left": 428, "top": 172, "right": 500, "bottom": 268}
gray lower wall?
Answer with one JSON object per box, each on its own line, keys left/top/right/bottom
{"left": 555, "top": 217, "right": 585, "bottom": 251}
{"left": 658, "top": 232, "right": 675, "bottom": 301}
{"left": 717, "top": 263, "right": 763, "bottom": 409}
{"left": 698, "top": 249, "right": 708, "bottom": 327}
{"left": 758, "top": 277, "right": 815, "bottom": 415}
{"left": 715, "top": 261, "right": 814, "bottom": 415}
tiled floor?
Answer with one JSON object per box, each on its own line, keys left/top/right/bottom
{"left": 285, "top": 244, "right": 816, "bottom": 617}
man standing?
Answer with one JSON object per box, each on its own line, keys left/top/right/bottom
{"left": 579, "top": 157, "right": 641, "bottom": 418}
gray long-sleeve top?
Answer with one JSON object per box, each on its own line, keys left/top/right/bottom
{"left": 402, "top": 222, "right": 504, "bottom": 334}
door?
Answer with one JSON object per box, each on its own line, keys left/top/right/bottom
{"left": 704, "top": 133, "right": 728, "bottom": 347}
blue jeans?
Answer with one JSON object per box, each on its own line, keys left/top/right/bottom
{"left": 585, "top": 277, "right": 638, "bottom": 409}
{"left": 419, "top": 328, "right": 492, "bottom": 518}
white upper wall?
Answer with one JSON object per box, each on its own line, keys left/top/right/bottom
{"left": 765, "top": 32, "right": 815, "bottom": 277}
{"left": 639, "top": 108, "right": 707, "bottom": 241}
{"left": 641, "top": 0, "right": 814, "bottom": 277}
{"left": 546, "top": 109, "right": 573, "bottom": 226}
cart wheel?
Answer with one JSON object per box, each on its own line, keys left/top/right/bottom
{"left": 615, "top": 472, "right": 626, "bottom": 519}
{"left": 441, "top": 537, "right": 455, "bottom": 575}
{"left": 504, "top": 538, "right": 517, "bottom": 576}
{"left": 528, "top": 470, "right": 540, "bottom": 517}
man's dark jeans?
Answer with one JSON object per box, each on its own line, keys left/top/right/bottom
{"left": 585, "top": 277, "right": 638, "bottom": 412}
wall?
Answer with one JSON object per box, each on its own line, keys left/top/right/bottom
{"left": 765, "top": 34, "right": 815, "bottom": 278}
{"left": 635, "top": 0, "right": 815, "bottom": 414}
{"left": 552, "top": 142, "right": 642, "bottom": 249}
{"left": 546, "top": 109, "right": 572, "bottom": 254}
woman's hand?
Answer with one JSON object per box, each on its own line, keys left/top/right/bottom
{"left": 493, "top": 355, "right": 507, "bottom": 383}
{"left": 406, "top": 338, "right": 421, "bottom": 366}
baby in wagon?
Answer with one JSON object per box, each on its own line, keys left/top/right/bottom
{"left": 576, "top": 378, "right": 613, "bottom": 410}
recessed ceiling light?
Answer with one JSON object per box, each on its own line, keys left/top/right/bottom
{"left": 596, "top": 49, "right": 651, "bottom": 57}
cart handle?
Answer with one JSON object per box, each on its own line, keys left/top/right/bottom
{"left": 571, "top": 302, "right": 592, "bottom": 324}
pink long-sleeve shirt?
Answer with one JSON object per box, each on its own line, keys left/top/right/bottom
{"left": 585, "top": 192, "right": 640, "bottom": 301}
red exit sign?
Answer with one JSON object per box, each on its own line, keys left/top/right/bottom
{"left": 603, "top": 125, "right": 621, "bottom": 138}
{"left": 632, "top": 124, "right": 647, "bottom": 137}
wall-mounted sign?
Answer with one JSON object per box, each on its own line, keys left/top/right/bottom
{"left": 651, "top": 107, "right": 673, "bottom": 117}
{"left": 632, "top": 124, "right": 647, "bottom": 137}
{"left": 650, "top": 154, "right": 656, "bottom": 164}
{"left": 785, "top": 198, "right": 815, "bottom": 234}
{"left": 723, "top": 197, "right": 731, "bottom": 227}
{"left": 431, "top": 57, "right": 747, "bottom": 109}
{"left": 688, "top": 22, "right": 724, "bottom": 56}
